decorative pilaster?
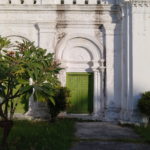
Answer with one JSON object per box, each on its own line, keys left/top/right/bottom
{"left": 36, "top": 22, "right": 56, "bottom": 53}
{"left": 93, "top": 68, "right": 101, "bottom": 118}
{"left": 121, "top": 0, "right": 150, "bottom": 123}
{"left": 26, "top": 23, "right": 57, "bottom": 120}
{"left": 58, "top": 62, "right": 67, "bottom": 87}
{"left": 120, "top": 1, "right": 133, "bottom": 122}
{"left": 103, "top": 23, "right": 116, "bottom": 121}
{"left": 100, "top": 59, "right": 106, "bottom": 119}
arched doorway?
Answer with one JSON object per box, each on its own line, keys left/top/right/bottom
{"left": 56, "top": 34, "right": 105, "bottom": 117}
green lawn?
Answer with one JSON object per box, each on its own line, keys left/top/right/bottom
{"left": 134, "top": 125, "right": 150, "bottom": 143}
{"left": 0, "top": 119, "right": 75, "bottom": 150}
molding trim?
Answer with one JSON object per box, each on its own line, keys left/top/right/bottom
{"left": 35, "top": 22, "right": 56, "bottom": 32}
{"left": 0, "top": 5, "right": 120, "bottom": 12}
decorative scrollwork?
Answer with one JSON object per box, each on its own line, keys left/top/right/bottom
{"left": 126, "top": 0, "right": 150, "bottom": 7}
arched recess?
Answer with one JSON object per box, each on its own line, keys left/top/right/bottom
{"left": 5, "top": 35, "right": 50, "bottom": 118}
{"left": 6, "top": 35, "right": 30, "bottom": 44}
{"left": 1, "top": 35, "right": 30, "bottom": 114}
{"left": 5, "top": 35, "right": 30, "bottom": 49}
{"left": 56, "top": 34, "right": 106, "bottom": 118}
{"left": 56, "top": 34, "right": 103, "bottom": 61}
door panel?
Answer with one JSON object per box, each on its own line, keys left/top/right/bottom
{"left": 66, "top": 73, "right": 93, "bottom": 114}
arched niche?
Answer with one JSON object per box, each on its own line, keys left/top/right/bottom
{"left": 56, "top": 34, "right": 105, "bottom": 118}
{"left": 6, "top": 35, "right": 30, "bottom": 44}
{"left": 5, "top": 35, "right": 50, "bottom": 119}
{"left": 4, "top": 35, "right": 30, "bottom": 50}
{"left": 56, "top": 34, "right": 103, "bottom": 60}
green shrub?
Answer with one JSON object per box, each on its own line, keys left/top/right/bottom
{"left": 48, "top": 87, "right": 70, "bottom": 121}
{"left": 138, "top": 91, "right": 150, "bottom": 117}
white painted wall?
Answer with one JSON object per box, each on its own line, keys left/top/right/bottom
{"left": 132, "top": 5, "right": 150, "bottom": 108}
{"left": 0, "top": 0, "right": 149, "bottom": 123}
{"left": 121, "top": 0, "right": 150, "bottom": 123}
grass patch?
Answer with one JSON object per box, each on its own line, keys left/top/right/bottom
{"left": 0, "top": 119, "right": 75, "bottom": 150}
{"left": 134, "top": 124, "right": 150, "bottom": 143}
{"left": 119, "top": 123, "right": 150, "bottom": 143}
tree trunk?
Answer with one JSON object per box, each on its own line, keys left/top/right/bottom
{"left": 0, "top": 120, "right": 13, "bottom": 150}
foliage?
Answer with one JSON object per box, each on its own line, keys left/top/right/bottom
{"left": 0, "top": 36, "right": 61, "bottom": 121}
{"left": 0, "top": 36, "right": 61, "bottom": 147}
{"left": 0, "top": 119, "right": 75, "bottom": 150}
{"left": 134, "top": 125, "right": 150, "bottom": 143}
{"left": 48, "top": 87, "right": 70, "bottom": 121}
{"left": 138, "top": 91, "right": 150, "bottom": 117}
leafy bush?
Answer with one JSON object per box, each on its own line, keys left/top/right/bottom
{"left": 138, "top": 91, "right": 150, "bottom": 117}
{"left": 48, "top": 87, "right": 70, "bottom": 121}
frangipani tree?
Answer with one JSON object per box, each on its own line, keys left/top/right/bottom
{"left": 0, "top": 36, "right": 61, "bottom": 148}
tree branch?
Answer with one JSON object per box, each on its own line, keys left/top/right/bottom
{"left": 0, "top": 104, "right": 7, "bottom": 120}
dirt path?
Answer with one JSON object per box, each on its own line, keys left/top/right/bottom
{"left": 71, "top": 122, "right": 150, "bottom": 150}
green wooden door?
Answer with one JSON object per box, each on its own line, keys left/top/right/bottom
{"left": 66, "top": 73, "right": 93, "bottom": 114}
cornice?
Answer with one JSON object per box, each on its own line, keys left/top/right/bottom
{"left": 0, "top": 5, "right": 120, "bottom": 12}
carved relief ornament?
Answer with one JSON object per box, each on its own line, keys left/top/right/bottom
{"left": 124, "top": 0, "right": 150, "bottom": 7}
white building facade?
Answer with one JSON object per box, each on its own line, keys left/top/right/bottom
{"left": 0, "top": 0, "right": 150, "bottom": 123}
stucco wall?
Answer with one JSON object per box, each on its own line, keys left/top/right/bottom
{"left": 121, "top": 1, "right": 150, "bottom": 123}
{"left": 0, "top": 2, "right": 122, "bottom": 121}
{"left": 0, "top": 0, "right": 149, "bottom": 123}
{"left": 132, "top": 4, "right": 150, "bottom": 109}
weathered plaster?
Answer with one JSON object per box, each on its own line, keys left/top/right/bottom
{"left": 0, "top": 0, "right": 149, "bottom": 123}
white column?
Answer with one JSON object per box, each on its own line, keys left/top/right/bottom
{"left": 104, "top": 23, "right": 116, "bottom": 121}
{"left": 93, "top": 68, "right": 101, "bottom": 119}
{"left": 120, "top": 2, "right": 131, "bottom": 122}
{"left": 26, "top": 23, "right": 57, "bottom": 119}
{"left": 58, "top": 62, "right": 67, "bottom": 87}
{"left": 100, "top": 59, "right": 106, "bottom": 119}
{"left": 36, "top": 22, "right": 56, "bottom": 53}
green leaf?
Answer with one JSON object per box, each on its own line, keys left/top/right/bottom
{"left": 18, "top": 79, "right": 29, "bottom": 84}
{"left": 49, "top": 97, "right": 55, "bottom": 105}
{"left": 19, "top": 85, "right": 33, "bottom": 95}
